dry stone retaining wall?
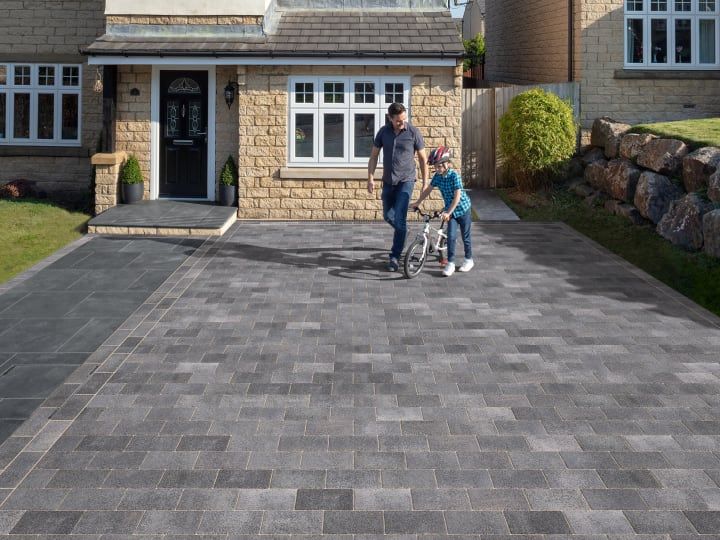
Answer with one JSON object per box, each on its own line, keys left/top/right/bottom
{"left": 572, "top": 117, "right": 720, "bottom": 257}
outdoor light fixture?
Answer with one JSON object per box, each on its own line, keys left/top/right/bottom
{"left": 93, "top": 67, "right": 103, "bottom": 94}
{"left": 224, "top": 80, "right": 239, "bottom": 109}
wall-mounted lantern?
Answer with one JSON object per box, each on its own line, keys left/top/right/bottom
{"left": 224, "top": 80, "right": 239, "bottom": 109}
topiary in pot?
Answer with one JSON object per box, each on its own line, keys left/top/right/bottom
{"left": 499, "top": 88, "right": 577, "bottom": 193}
{"left": 120, "top": 154, "right": 144, "bottom": 204}
{"left": 219, "top": 155, "right": 238, "bottom": 207}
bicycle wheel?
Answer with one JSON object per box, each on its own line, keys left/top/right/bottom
{"left": 403, "top": 238, "right": 427, "bottom": 279}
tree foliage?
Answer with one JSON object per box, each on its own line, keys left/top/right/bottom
{"left": 463, "top": 33, "right": 486, "bottom": 71}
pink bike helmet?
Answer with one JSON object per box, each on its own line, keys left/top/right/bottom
{"left": 427, "top": 145, "right": 452, "bottom": 165}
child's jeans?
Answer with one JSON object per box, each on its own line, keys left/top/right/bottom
{"left": 446, "top": 210, "right": 472, "bottom": 263}
{"left": 381, "top": 180, "right": 415, "bottom": 260}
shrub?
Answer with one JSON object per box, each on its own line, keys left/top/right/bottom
{"left": 220, "top": 155, "right": 238, "bottom": 186}
{"left": 499, "top": 88, "right": 577, "bottom": 192}
{"left": 120, "top": 155, "right": 143, "bottom": 185}
{"left": 0, "top": 179, "right": 36, "bottom": 199}
{"left": 463, "top": 33, "right": 486, "bottom": 72}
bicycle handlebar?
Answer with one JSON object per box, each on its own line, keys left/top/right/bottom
{"left": 413, "top": 207, "right": 442, "bottom": 219}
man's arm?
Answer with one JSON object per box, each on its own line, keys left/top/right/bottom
{"left": 367, "top": 145, "right": 381, "bottom": 194}
{"left": 417, "top": 148, "right": 429, "bottom": 190}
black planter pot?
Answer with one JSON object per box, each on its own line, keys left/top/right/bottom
{"left": 122, "top": 182, "right": 144, "bottom": 204}
{"left": 219, "top": 184, "right": 237, "bottom": 207}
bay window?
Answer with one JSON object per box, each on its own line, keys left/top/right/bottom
{"left": 0, "top": 63, "right": 82, "bottom": 146}
{"left": 288, "top": 76, "right": 410, "bottom": 166}
{"left": 625, "top": 0, "right": 720, "bottom": 68}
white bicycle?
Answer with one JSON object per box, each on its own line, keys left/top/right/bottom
{"left": 403, "top": 208, "right": 448, "bottom": 279}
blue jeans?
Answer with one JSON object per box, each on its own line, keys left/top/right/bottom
{"left": 446, "top": 209, "right": 472, "bottom": 263}
{"left": 381, "top": 180, "right": 415, "bottom": 260}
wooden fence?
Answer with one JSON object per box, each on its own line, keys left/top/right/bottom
{"left": 461, "top": 82, "right": 580, "bottom": 188}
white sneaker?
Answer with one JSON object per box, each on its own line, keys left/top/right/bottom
{"left": 458, "top": 259, "right": 475, "bottom": 272}
{"left": 442, "top": 262, "right": 456, "bottom": 277}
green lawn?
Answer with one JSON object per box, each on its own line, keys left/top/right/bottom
{"left": 0, "top": 199, "right": 89, "bottom": 284}
{"left": 631, "top": 118, "right": 720, "bottom": 149}
{"left": 498, "top": 188, "right": 720, "bottom": 318}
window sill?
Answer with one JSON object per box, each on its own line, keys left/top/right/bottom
{"left": 615, "top": 69, "right": 720, "bottom": 79}
{"left": 280, "top": 167, "right": 383, "bottom": 180}
{"left": 0, "top": 146, "right": 90, "bottom": 158}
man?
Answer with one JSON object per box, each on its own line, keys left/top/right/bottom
{"left": 367, "top": 103, "right": 429, "bottom": 272}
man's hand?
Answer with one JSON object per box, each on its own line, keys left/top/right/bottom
{"left": 367, "top": 178, "right": 375, "bottom": 194}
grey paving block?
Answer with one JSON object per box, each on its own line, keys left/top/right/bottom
{"left": 295, "top": 489, "right": 352, "bottom": 510}
{"left": 196, "top": 510, "right": 262, "bottom": 534}
{"left": 444, "top": 510, "right": 509, "bottom": 534}
{"left": 623, "top": 510, "right": 697, "bottom": 534}
{"left": 564, "top": 510, "right": 635, "bottom": 534}
{"left": 684, "top": 510, "right": 720, "bottom": 533}
{"left": 235, "top": 489, "right": 296, "bottom": 510}
{"left": 118, "top": 489, "right": 183, "bottom": 510}
{"left": 72, "top": 510, "right": 143, "bottom": 534}
{"left": 261, "top": 510, "right": 323, "bottom": 534}
{"left": 384, "top": 510, "right": 446, "bottom": 533}
{"left": 10, "top": 510, "right": 83, "bottom": 534}
{"left": 136, "top": 510, "right": 203, "bottom": 534}
{"left": 467, "top": 488, "right": 529, "bottom": 510}
{"left": 412, "top": 488, "right": 471, "bottom": 510}
{"left": 597, "top": 469, "right": 660, "bottom": 488}
{"left": 504, "top": 510, "right": 571, "bottom": 534}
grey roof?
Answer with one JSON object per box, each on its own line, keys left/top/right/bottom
{"left": 85, "top": 10, "right": 463, "bottom": 58}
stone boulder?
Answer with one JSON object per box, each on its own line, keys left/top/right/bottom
{"left": 605, "top": 159, "right": 642, "bottom": 203}
{"left": 591, "top": 117, "right": 631, "bottom": 159}
{"left": 703, "top": 210, "right": 720, "bottom": 258}
{"left": 683, "top": 147, "right": 720, "bottom": 193}
{"left": 708, "top": 170, "right": 720, "bottom": 203}
{"left": 657, "top": 193, "right": 714, "bottom": 251}
{"left": 634, "top": 171, "right": 684, "bottom": 224}
{"left": 580, "top": 147, "right": 607, "bottom": 167}
{"left": 584, "top": 159, "right": 608, "bottom": 192}
{"left": 636, "top": 138, "right": 690, "bottom": 176}
{"left": 619, "top": 132, "right": 657, "bottom": 161}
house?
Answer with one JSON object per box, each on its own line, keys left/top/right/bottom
{"left": 483, "top": 0, "right": 720, "bottom": 128}
{"left": 1, "top": 0, "right": 464, "bottom": 220}
{"left": 0, "top": 1, "right": 105, "bottom": 203}
{"left": 462, "top": 0, "right": 486, "bottom": 40}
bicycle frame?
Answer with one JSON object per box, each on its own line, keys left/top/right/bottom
{"left": 413, "top": 210, "right": 447, "bottom": 260}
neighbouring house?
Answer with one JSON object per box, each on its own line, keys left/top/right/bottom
{"left": 462, "top": 0, "right": 486, "bottom": 40}
{"left": 1, "top": 0, "right": 464, "bottom": 220}
{"left": 483, "top": 0, "right": 720, "bottom": 127}
{"left": 0, "top": 1, "right": 105, "bottom": 203}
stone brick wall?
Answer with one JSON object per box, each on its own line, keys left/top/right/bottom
{"left": 216, "top": 67, "right": 240, "bottom": 201}
{"left": 236, "top": 65, "right": 461, "bottom": 220}
{"left": 578, "top": 0, "right": 720, "bottom": 128}
{"left": 115, "top": 66, "right": 152, "bottom": 199}
{"left": 484, "top": 0, "right": 570, "bottom": 84}
{"left": 0, "top": 0, "right": 105, "bottom": 201}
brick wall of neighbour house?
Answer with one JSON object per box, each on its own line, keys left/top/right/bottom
{"left": 115, "top": 66, "right": 152, "bottom": 199}
{"left": 0, "top": 0, "right": 104, "bottom": 201}
{"left": 578, "top": 0, "right": 720, "bottom": 128}
{"left": 484, "top": 0, "right": 570, "bottom": 84}
{"left": 236, "top": 65, "right": 461, "bottom": 220}
{"left": 216, "top": 66, "right": 240, "bottom": 201}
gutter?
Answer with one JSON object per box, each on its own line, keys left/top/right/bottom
{"left": 568, "top": 0, "right": 574, "bottom": 82}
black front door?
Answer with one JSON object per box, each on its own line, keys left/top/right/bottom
{"left": 160, "top": 71, "right": 208, "bottom": 198}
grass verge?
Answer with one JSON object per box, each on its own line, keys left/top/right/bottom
{"left": 631, "top": 118, "right": 720, "bottom": 149}
{"left": 0, "top": 198, "right": 89, "bottom": 284}
{"left": 498, "top": 187, "right": 720, "bottom": 318}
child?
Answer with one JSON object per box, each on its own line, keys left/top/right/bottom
{"left": 410, "top": 146, "right": 473, "bottom": 277}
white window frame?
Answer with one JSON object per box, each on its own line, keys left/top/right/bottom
{"left": 287, "top": 75, "right": 411, "bottom": 167}
{"left": 624, "top": 0, "right": 720, "bottom": 68}
{"left": 0, "top": 62, "right": 82, "bottom": 146}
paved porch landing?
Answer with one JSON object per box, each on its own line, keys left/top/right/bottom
{"left": 88, "top": 201, "right": 237, "bottom": 236}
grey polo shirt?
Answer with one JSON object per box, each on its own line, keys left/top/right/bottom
{"left": 373, "top": 122, "right": 425, "bottom": 185}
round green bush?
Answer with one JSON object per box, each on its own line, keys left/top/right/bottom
{"left": 499, "top": 88, "right": 577, "bottom": 192}
{"left": 120, "top": 155, "right": 144, "bottom": 185}
{"left": 220, "top": 155, "right": 238, "bottom": 187}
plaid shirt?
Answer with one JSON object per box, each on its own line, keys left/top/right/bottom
{"left": 431, "top": 169, "right": 471, "bottom": 219}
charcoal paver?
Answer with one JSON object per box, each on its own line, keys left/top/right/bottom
{"left": 0, "top": 221, "right": 718, "bottom": 538}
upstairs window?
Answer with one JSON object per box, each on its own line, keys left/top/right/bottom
{"left": 0, "top": 63, "right": 82, "bottom": 146}
{"left": 625, "top": 0, "right": 720, "bottom": 68}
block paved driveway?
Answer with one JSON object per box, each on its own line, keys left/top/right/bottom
{"left": 1, "top": 220, "right": 720, "bottom": 537}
